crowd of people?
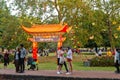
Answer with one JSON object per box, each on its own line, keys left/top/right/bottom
{"left": 2, "top": 44, "right": 120, "bottom": 75}
{"left": 96, "top": 48, "right": 113, "bottom": 57}
{"left": 3, "top": 44, "right": 27, "bottom": 73}
{"left": 2, "top": 44, "right": 73, "bottom": 74}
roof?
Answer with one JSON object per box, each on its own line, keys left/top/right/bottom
{"left": 22, "top": 24, "right": 69, "bottom": 33}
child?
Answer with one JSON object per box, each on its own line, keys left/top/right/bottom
{"left": 28, "top": 59, "right": 38, "bottom": 70}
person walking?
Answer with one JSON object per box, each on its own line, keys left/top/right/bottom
{"left": 66, "top": 47, "right": 73, "bottom": 74}
{"left": 14, "top": 47, "right": 21, "bottom": 73}
{"left": 3, "top": 49, "right": 9, "bottom": 69}
{"left": 19, "top": 44, "right": 27, "bottom": 73}
{"left": 114, "top": 48, "right": 120, "bottom": 73}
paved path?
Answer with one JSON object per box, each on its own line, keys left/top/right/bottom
{"left": 0, "top": 69, "right": 120, "bottom": 79}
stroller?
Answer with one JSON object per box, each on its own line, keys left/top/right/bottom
{"left": 27, "top": 57, "right": 38, "bottom": 70}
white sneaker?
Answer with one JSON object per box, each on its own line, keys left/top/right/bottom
{"left": 66, "top": 72, "right": 71, "bottom": 75}
{"left": 57, "top": 71, "right": 61, "bottom": 74}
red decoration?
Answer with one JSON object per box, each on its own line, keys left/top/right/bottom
{"left": 32, "top": 47, "right": 37, "bottom": 59}
{"left": 32, "top": 42, "right": 38, "bottom": 60}
{"left": 60, "top": 24, "right": 68, "bottom": 32}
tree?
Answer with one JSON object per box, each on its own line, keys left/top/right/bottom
{"left": 0, "top": 1, "right": 31, "bottom": 49}
{"left": 1, "top": 0, "right": 120, "bottom": 49}
{"left": 90, "top": 0, "right": 120, "bottom": 50}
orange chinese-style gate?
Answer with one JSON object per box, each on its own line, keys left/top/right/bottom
{"left": 22, "top": 23, "right": 71, "bottom": 60}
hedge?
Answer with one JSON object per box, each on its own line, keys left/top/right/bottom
{"left": 90, "top": 56, "right": 114, "bottom": 67}
{"left": 82, "top": 52, "right": 106, "bottom": 55}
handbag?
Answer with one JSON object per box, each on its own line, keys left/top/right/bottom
{"left": 59, "top": 56, "right": 65, "bottom": 64}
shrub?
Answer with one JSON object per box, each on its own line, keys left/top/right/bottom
{"left": 0, "top": 54, "right": 3, "bottom": 63}
{"left": 90, "top": 56, "right": 114, "bottom": 67}
{"left": 82, "top": 52, "right": 106, "bottom": 55}
{"left": 82, "top": 52, "right": 95, "bottom": 55}
{"left": 9, "top": 54, "right": 14, "bottom": 62}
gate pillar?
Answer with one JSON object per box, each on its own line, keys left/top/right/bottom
{"left": 32, "top": 42, "right": 38, "bottom": 60}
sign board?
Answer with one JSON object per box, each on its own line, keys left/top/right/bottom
{"left": 34, "top": 36, "right": 59, "bottom": 42}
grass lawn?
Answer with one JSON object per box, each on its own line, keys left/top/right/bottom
{"left": 0, "top": 53, "right": 115, "bottom": 71}
{"left": 37, "top": 62, "right": 115, "bottom": 71}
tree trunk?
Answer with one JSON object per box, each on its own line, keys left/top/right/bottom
{"left": 107, "top": 19, "right": 114, "bottom": 51}
{"left": 54, "top": 0, "right": 62, "bottom": 22}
